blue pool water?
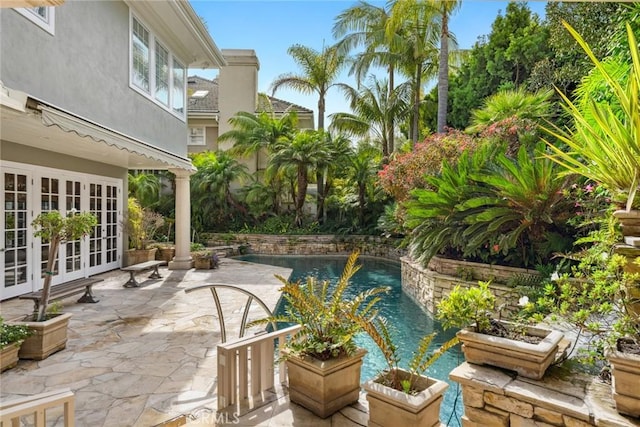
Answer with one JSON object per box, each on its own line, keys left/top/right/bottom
{"left": 235, "top": 254, "right": 465, "bottom": 425}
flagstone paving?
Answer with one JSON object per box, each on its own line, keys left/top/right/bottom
{"left": 0, "top": 258, "right": 368, "bottom": 426}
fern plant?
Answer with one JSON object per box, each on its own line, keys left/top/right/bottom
{"left": 249, "top": 250, "right": 389, "bottom": 360}
{"left": 356, "top": 315, "right": 459, "bottom": 393}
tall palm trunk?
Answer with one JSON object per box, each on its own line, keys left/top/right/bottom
{"left": 387, "top": 64, "right": 395, "bottom": 155}
{"left": 316, "top": 96, "right": 326, "bottom": 223}
{"left": 437, "top": 12, "right": 449, "bottom": 133}
{"left": 411, "top": 65, "right": 422, "bottom": 145}
{"left": 296, "top": 165, "right": 308, "bottom": 226}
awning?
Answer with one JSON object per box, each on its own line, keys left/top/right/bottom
{"left": 39, "top": 104, "right": 195, "bottom": 172}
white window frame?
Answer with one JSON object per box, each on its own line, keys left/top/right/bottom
{"left": 129, "top": 13, "right": 187, "bottom": 121}
{"left": 14, "top": 7, "right": 55, "bottom": 35}
{"left": 188, "top": 127, "right": 206, "bottom": 146}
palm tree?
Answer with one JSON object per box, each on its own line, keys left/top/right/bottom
{"left": 431, "top": 0, "right": 462, "bottom": 133}
{"left": 128, "top": 172, "right": 160, "bottom": 209}
{"left": 333, "top": 1, "right": 403, "bottom": 153}
{"left": 330, "top": 75, "right": 410, "bottom": 157}
{"left": 270, "top": 130, "right": 330, "bottom": 226}
{"left": 317, "top": 131, "right": 353, "bottom": 222}
{"left": 271, "top": 43, "right": 346, "bottom": 222}
{"left": 387, "top": 0, "right": 441, "bottom": 144}
{"left": 348, "top": 143, "right": 382, "bottom": 226}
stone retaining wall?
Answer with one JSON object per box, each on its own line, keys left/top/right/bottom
{"left": 401, "top": 256, "right": 523, "bottom": 314}
{"left": 206, "top": 233, "right": 405, "bottom": 260}
{"left": 450, "top": 362, "right": 639, "bottom": 427}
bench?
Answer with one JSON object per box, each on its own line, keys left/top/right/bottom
{"left": 19, "top": 277, "right": 103, "bottom": 316}
{"left": 121, "top": 260, "right": 164, "bottom": 288}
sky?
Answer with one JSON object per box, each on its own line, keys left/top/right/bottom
{"left": 189, "top": 1, "right": 548, "bottom": 127}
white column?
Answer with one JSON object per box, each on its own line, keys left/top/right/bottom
{"left": 168, "top": 168, "right": 193, "bottom": 270}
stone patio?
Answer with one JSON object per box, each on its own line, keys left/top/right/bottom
{"left": 0, "top": 258, "right": 369, "bottom": 426}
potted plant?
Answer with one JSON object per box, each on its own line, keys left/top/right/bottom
{"left": 436, "top": 281, "right": 564, "bottom": 380}
{"left": 249, "top": 251, "right": 389, "bottom": 418}
{"left": 542, "top": 22, "right": 640, "bottom": 242}
{"left": 0, "top": 318, "right": 31, "bottom": 372}
{"left": 10, "top": 210, "right": 97, "bottom": 360}
{"left": 123, "top": 197, "right": 164, "bottom": 266}
{"left": 356, "top": 313, "right": 459, "bottom": 427}
{"left": 192, "top": 250, "right": 218, "bottom": 270}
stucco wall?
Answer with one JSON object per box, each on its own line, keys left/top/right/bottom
{"left": 0, "top": 2, "right": 187, "bottom": 155}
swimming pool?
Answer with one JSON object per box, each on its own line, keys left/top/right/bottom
{"left": 235, "top": 254, "right": 465, "bottom": 425}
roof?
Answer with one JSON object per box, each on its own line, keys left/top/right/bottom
{"left": 187, "top": 75, "right": 312, "bottom": 116}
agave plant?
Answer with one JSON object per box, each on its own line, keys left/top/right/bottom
{"left": 542, "top": 22, "right": 640, "bottom": 211}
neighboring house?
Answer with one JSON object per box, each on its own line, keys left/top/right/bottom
{"left": 186, "top": 49, "right": 314, "bottom": 175}
{"left": 0, "top": 1, "right": 225, "bottom": 300}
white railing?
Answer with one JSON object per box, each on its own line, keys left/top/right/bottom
{"left": 0, "top": 388, "right": 75, "bottom": 427}
{"left": 217, "top": 324, "right": 301, "bottom": 413}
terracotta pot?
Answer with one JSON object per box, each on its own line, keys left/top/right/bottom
{"left": 456, "top": 320, "right": 563, "bottom": 380}
{"left": 606, "top": 338, "right": 640, "bottom": 418}
{"left": 10, "top": 313, "right": 73, "bottom": 360}
{"left": 285, "top": 348, "right": 366, "bottom": 418}
{"left": 0, "top": 342, "right": 21, "bottom": 372}
{"left": 363, "top": 368, "right": 448, "bottom": 427}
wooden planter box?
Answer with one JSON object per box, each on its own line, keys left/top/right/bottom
{"left": 1, "top": 342, "right": 21, "bottom": 372}
{"left": 10, "top": 313, "right": 73, "bottom": 360}
{"left": 607, "top": 339, "right": 640, "bottom": 418}
{"left": 285, "top": 348, "right": 366, "bottom": 418}
{"left": 363, "top": 368, "right": 448, "bottom": 427}
{"left": 457, "top": 320, "right": 563, "bottom": 380}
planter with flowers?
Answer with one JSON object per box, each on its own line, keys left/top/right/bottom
{"left": 0, "top": 318, "right": 31, "bottom": 371}
{"left": 123, "top": 197, "right": 164, "bottom": 266}
{"left": 437, "top": 282, "right": 563, "bottom": 380}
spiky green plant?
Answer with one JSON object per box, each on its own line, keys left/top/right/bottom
{"left": 249, "top": 251, "right": 389, "bottom": 360}
{"left": 542, "top": 22, "right": 640, "bottom": 210}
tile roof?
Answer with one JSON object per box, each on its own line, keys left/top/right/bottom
{"left": 187, "top": 75, "right": 312, "bottom": 115}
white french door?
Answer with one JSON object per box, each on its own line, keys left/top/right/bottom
{"left": 2, "top": 170, "right": 32, "bottom": 299}
{"left": 1, "top": 162, "right": 123, "bottom": 300}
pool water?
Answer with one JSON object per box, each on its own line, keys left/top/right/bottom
{"left": 235, "top": 254, "right": 465, "bottom": 425}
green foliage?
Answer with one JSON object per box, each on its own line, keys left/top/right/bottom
{"left": 123, "top": 197, "right": 165, "bottom": 250}
{"left": 523, "top": 217, "right": 640, "bottom": 365}
{"left": 128, "top": 172, "right": 160, "bottom": 209}
{"left": 249, "top": 251, "right": 389, "bottom": 360}
{"left": 448, "top": 3, "right": 549, "bottom": 128}
{"left": 436, "top": 282, "right": 497, "bottom": 334}
{"left": 0, "top": 317, "right": 32, "bottom": 349}
{"left": 542, "top": 22, "right": 640, "bottom": 210}
{"left": 405, "top": 142, "right": 574, "bottom": 268}
{"left": 32, "top": 210, "right": 97, "bottom": 321}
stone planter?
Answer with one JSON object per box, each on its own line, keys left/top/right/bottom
{"left": 285, "top": 348, "right": 367, "bottom": 418}
{"left": 613, "top": 209, "right": 640, "bottom": 247}
{"left": 363, "top": 368, "right": 448, "bottom": 427}
{"left": 124, "top": 248, "right": 158, "bottom": 267}
{"left": 607, "top": 338, "right": 640, "bottom": 418}
{"left": 156, "top": 247, "right": 175, "bottom": 263}
{"left": 193, "top": 257, "right": 213, "bottom": 269}
{"left": 11, "top": 312, "right": 73, "bottom": 360}
{"left": 457, "top": 320, "right": 564, "bottom": 380}
{"left": 1, "top": 342, "right": 22, "bottom": 372}
{"left": 427, "top": 256, "right": 540, "bottom": 284}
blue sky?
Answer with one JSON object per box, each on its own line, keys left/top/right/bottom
{"left": 190, "top": 1, "right": 548, "bottom": 126}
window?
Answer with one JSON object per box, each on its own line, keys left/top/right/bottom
{"left": 15, "top": 7, "right": 55, "bottom": 35}
{"left": 130, "top": 15, "right": 187, "bottom": 119}
{"left": 188, "top": 127, "right": 205, "bottom": 146}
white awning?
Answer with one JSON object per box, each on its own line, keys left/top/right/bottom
{"left": 39, "top": 104, "right": 195, "bottom": 171}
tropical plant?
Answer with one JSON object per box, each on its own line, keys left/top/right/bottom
{"left": 436, "top": 281, "right": 497, "bottom": 335}
{"left": 123, "top": 197, "right": 165, "bottom": 250}
{"left": 270, "top": 130, "right": 330, "bottom": 226}
{"left": 355, "top": 313, "right": 459, "bottom": 393}
{"left": 31, "top": 211, "right": 97, "bottom": 321}
{"left": 347, "top": 143, "right": 382, "bottom": 226}
{"left": 405, "top": 142, "right": 574, "bottom": 268}
{"left": 542, "top": 22, "right": 640, "bottom": 210}
{"left": 330, "top": 76, "right": 410, "bottom": 157}
{"left": 249, "top": 251, "right": 389, "bottom": 360}
{"left": 128, "top": 171, "right": 160, "bottom": 209}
